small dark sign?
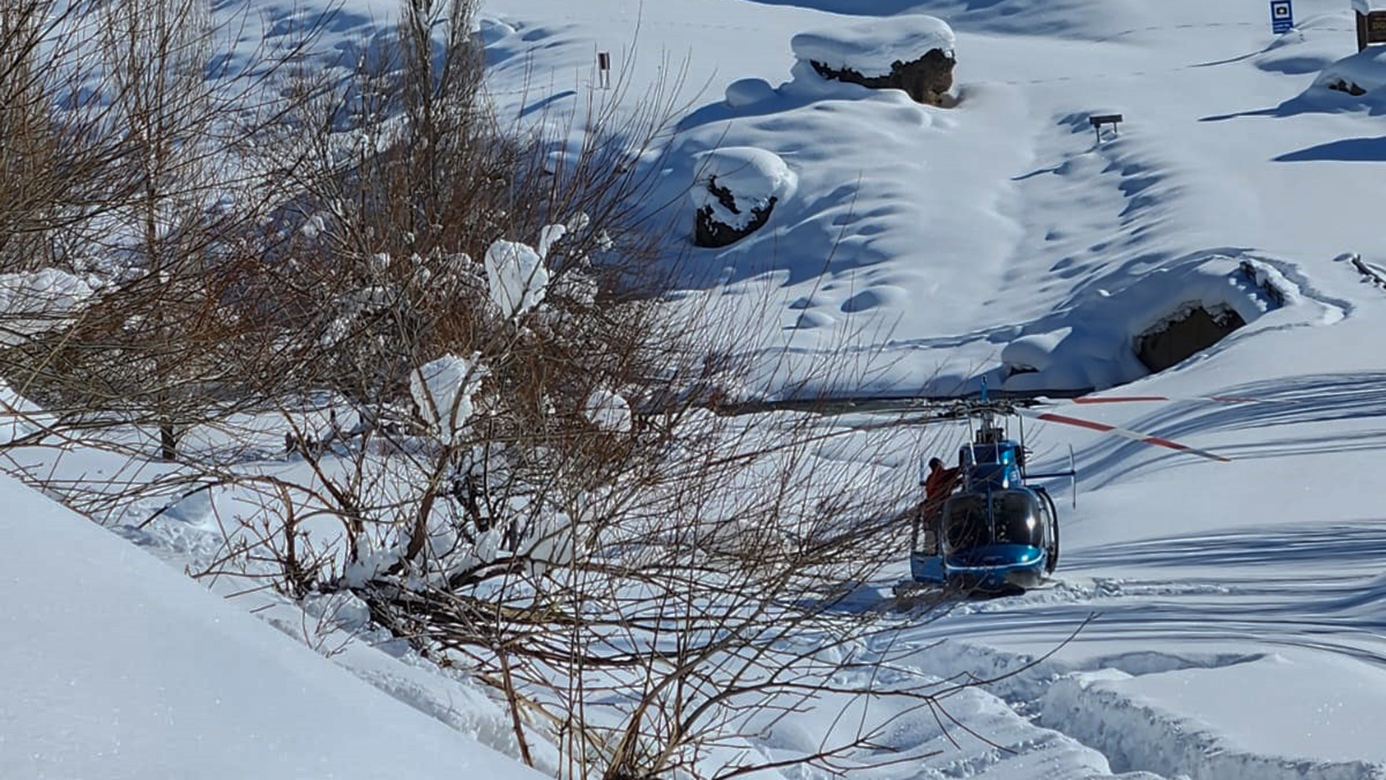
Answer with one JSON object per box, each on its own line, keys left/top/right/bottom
{"left": 1369, "top": 11, "right": 1386, "bottom": 43}
{"left": 597, "top": 51, "right": 611, "bottom": 89}
{"left": 1089, "top": 114, "right": 1123, "bottom": 143}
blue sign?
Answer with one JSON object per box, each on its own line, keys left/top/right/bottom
{"left": 1271, "top": 0, "right": 1294, "bottom": 34}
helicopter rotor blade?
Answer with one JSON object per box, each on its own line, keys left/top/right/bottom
{"left": 1067, "top": 394, "right": 1263, "bottom": 405}
{"left": 1017, "top": 407, "right": 1232, "bottom": 463}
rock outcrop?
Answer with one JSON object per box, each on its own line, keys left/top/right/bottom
{"left": 808, "top": 49, "right": 955, "bottom": 107}
{"left": 790, "top": 14, "right": 957, "bottom": 107}
{"left": 688, "top": 147, "right": 796, "bottom": 249}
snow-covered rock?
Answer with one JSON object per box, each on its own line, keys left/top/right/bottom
{"left": 1306, "top": 45, "right": 1386, "bottom": 99}
{"left": 690, "top": 146, "right": 797, "bottom": 248}
{"left": 790, "top": 15, "right": 955, "bottom": 79}
{"left": 0, "top": 269, "right": 95, "bottom": 346}
{"left": 1000, "top": 256, "right": 1288, "bottom": 392}
{"left": 791, "top": 15, "right": 956, "bottom": 105}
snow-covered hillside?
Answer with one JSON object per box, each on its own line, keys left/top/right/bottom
{"left": 8, "top": 0, "right": 1386, "bottom": 778}
{"left": 0, "top": 470, "right": 542, "bottom": 779}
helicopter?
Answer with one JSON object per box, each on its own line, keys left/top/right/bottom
{"left": 905, "top": 380, "right": 1232, "bottom": 595}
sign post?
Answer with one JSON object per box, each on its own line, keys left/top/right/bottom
{"left": 597, "top": 51, "right": 611, "bottom": 90}
{"left": 1270, "top": 0, "right": 1294, "bottom": 34}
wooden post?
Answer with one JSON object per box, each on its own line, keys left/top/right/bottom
{"left": 1359, "top": 10, "right": 1369, "bottom": 52}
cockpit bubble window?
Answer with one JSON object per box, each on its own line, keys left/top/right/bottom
{"left": 941, "top": 490, "right": 1044, "bottom": 551}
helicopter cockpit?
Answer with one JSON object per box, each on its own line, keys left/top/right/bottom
{"left": 940, "top": 489, "right": 1048, "bottom": 552}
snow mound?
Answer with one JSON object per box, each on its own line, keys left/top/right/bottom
{"left": 485, "top": 239, "right": 549, "bottom": 318}
{"left": 1303, "top": 46, "right": 1386, "bottom": 101}
{"left": 0, "top": 473, "right": 540, "bottom": 780}
{"left": 1001, "top": 256, "right": 1292, "bottom": 392}
{"left": 0, "top": 269, "right": 94, "bottom": 346}
{"left": 411, "top": 354, "right": 486, "bottom": 445}
{"left": 689, "top": 146, "right": 797, "bottom": 233}
{"left": 790, "top": 15, "right": 955, "bottom": 79}
{"left": 724, "top": 77, "right": 776, "bottom": 108}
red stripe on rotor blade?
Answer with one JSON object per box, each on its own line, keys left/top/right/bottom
{"left": 1031, "top": 411, "right": 1232, "bottom": 463}
{"left": 1034, "top": 412, "right": 1115, "bottom": 432}
{"left": 1141, "top": 435, "right": 1232, "bottom": 462}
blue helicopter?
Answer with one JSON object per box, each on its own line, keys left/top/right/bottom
{"left": 907, "top": 382, "right": 1230, "bottom": 594}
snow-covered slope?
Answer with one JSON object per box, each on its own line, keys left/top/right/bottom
{"left": 0, "top": 473, "right": 541, "bottom": 780}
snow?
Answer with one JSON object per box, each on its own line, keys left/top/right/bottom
{"left": 790, "top": 15, "right": 956, "bottom": 78}
{"left": 689, "top": 146, "right": 798, "bottom": 232}
{"left": 410, "top": 354, "right": 486, "bottom": 446}
{"left": 1043, "top": 652, "right": 1386, "bottom": 777}
{"left": 1307, "top": 45, "right": 1386, "bottom": 99}
{"left": 0, "top": 473, "right": 542, "bottom": 780}
{"left": 583, "top": 387, "right": 632, "bottom": 432}
{"left": 16, "top": 0, "right": 1386, "bottom": 776}
{"left": 486, "top": 239, "right": 549, "bottom": 318}
{"left": 1351, "top": 0, "right": 1386, "bottom": 14}
{"left": 0, "top": 270, "right": 95, "bottom": 346}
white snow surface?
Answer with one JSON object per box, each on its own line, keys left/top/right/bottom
{"left": 791, "top": 15, "right": 956, "bottom": 77}
{"left": 485, "top": 239, "right": 549, "bottom": 318}
{"left": 410, "top": 353, "right": 486, "bottom": 445}
{"left": 583, "top": 387, "right": 633, "bottom": 432}
{"left": 0, "top": 473, "right": 541, "bottom": 780}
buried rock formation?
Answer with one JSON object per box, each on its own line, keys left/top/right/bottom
{"left": 1134, "top": 304, "right": 1246, "bottom": 373}
{"left": 791, "top": 14, "right": 957, "bottom": 106}
{"left": 998, "top": 256, "right": 1292, "bottom": 393}
{"left": 690, "top": 147, "right": 797, "bottom": 248}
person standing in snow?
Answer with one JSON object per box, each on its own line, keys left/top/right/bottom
{"left": 923, "top": 456, "right": 961, "bottom": 506}
{"left": 918, "top": 456, "right": 961, "bottom": 554}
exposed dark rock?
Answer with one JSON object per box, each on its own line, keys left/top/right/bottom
{"left": 1327, "top": 78, "right": 1368, "bottom": 96}
{"left": 694, "top": 176, "right": 778, "bottom": 248}
{"left": 1134, "top": 304, "right": 1245, "bottom": 373}
{"left": 810, "top": 48, "right": 956, "bottom": 106}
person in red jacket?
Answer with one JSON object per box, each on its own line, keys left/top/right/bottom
{"left": 923, "top": 457, "right": 961, "bottom": 505}
{"left": 918, "top": 457, "right": 961, "bottom": 555}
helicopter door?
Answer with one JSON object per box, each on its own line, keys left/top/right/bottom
{"left": 1036, "top": 488, "right": 1059, "bottom": 573}
{"left": 940, "top": 495, "right": 988, "bottom": 553}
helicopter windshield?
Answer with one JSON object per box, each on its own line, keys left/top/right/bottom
{"left": 941, "top": 490, "right": 1044, "bottom": 551}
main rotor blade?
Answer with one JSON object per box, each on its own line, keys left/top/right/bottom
{"left": 1018, "top": 408, "right": 1232, "bottom": 463}
{"left": 1068, "top": 394, "right": 1262, "bottom": 405}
